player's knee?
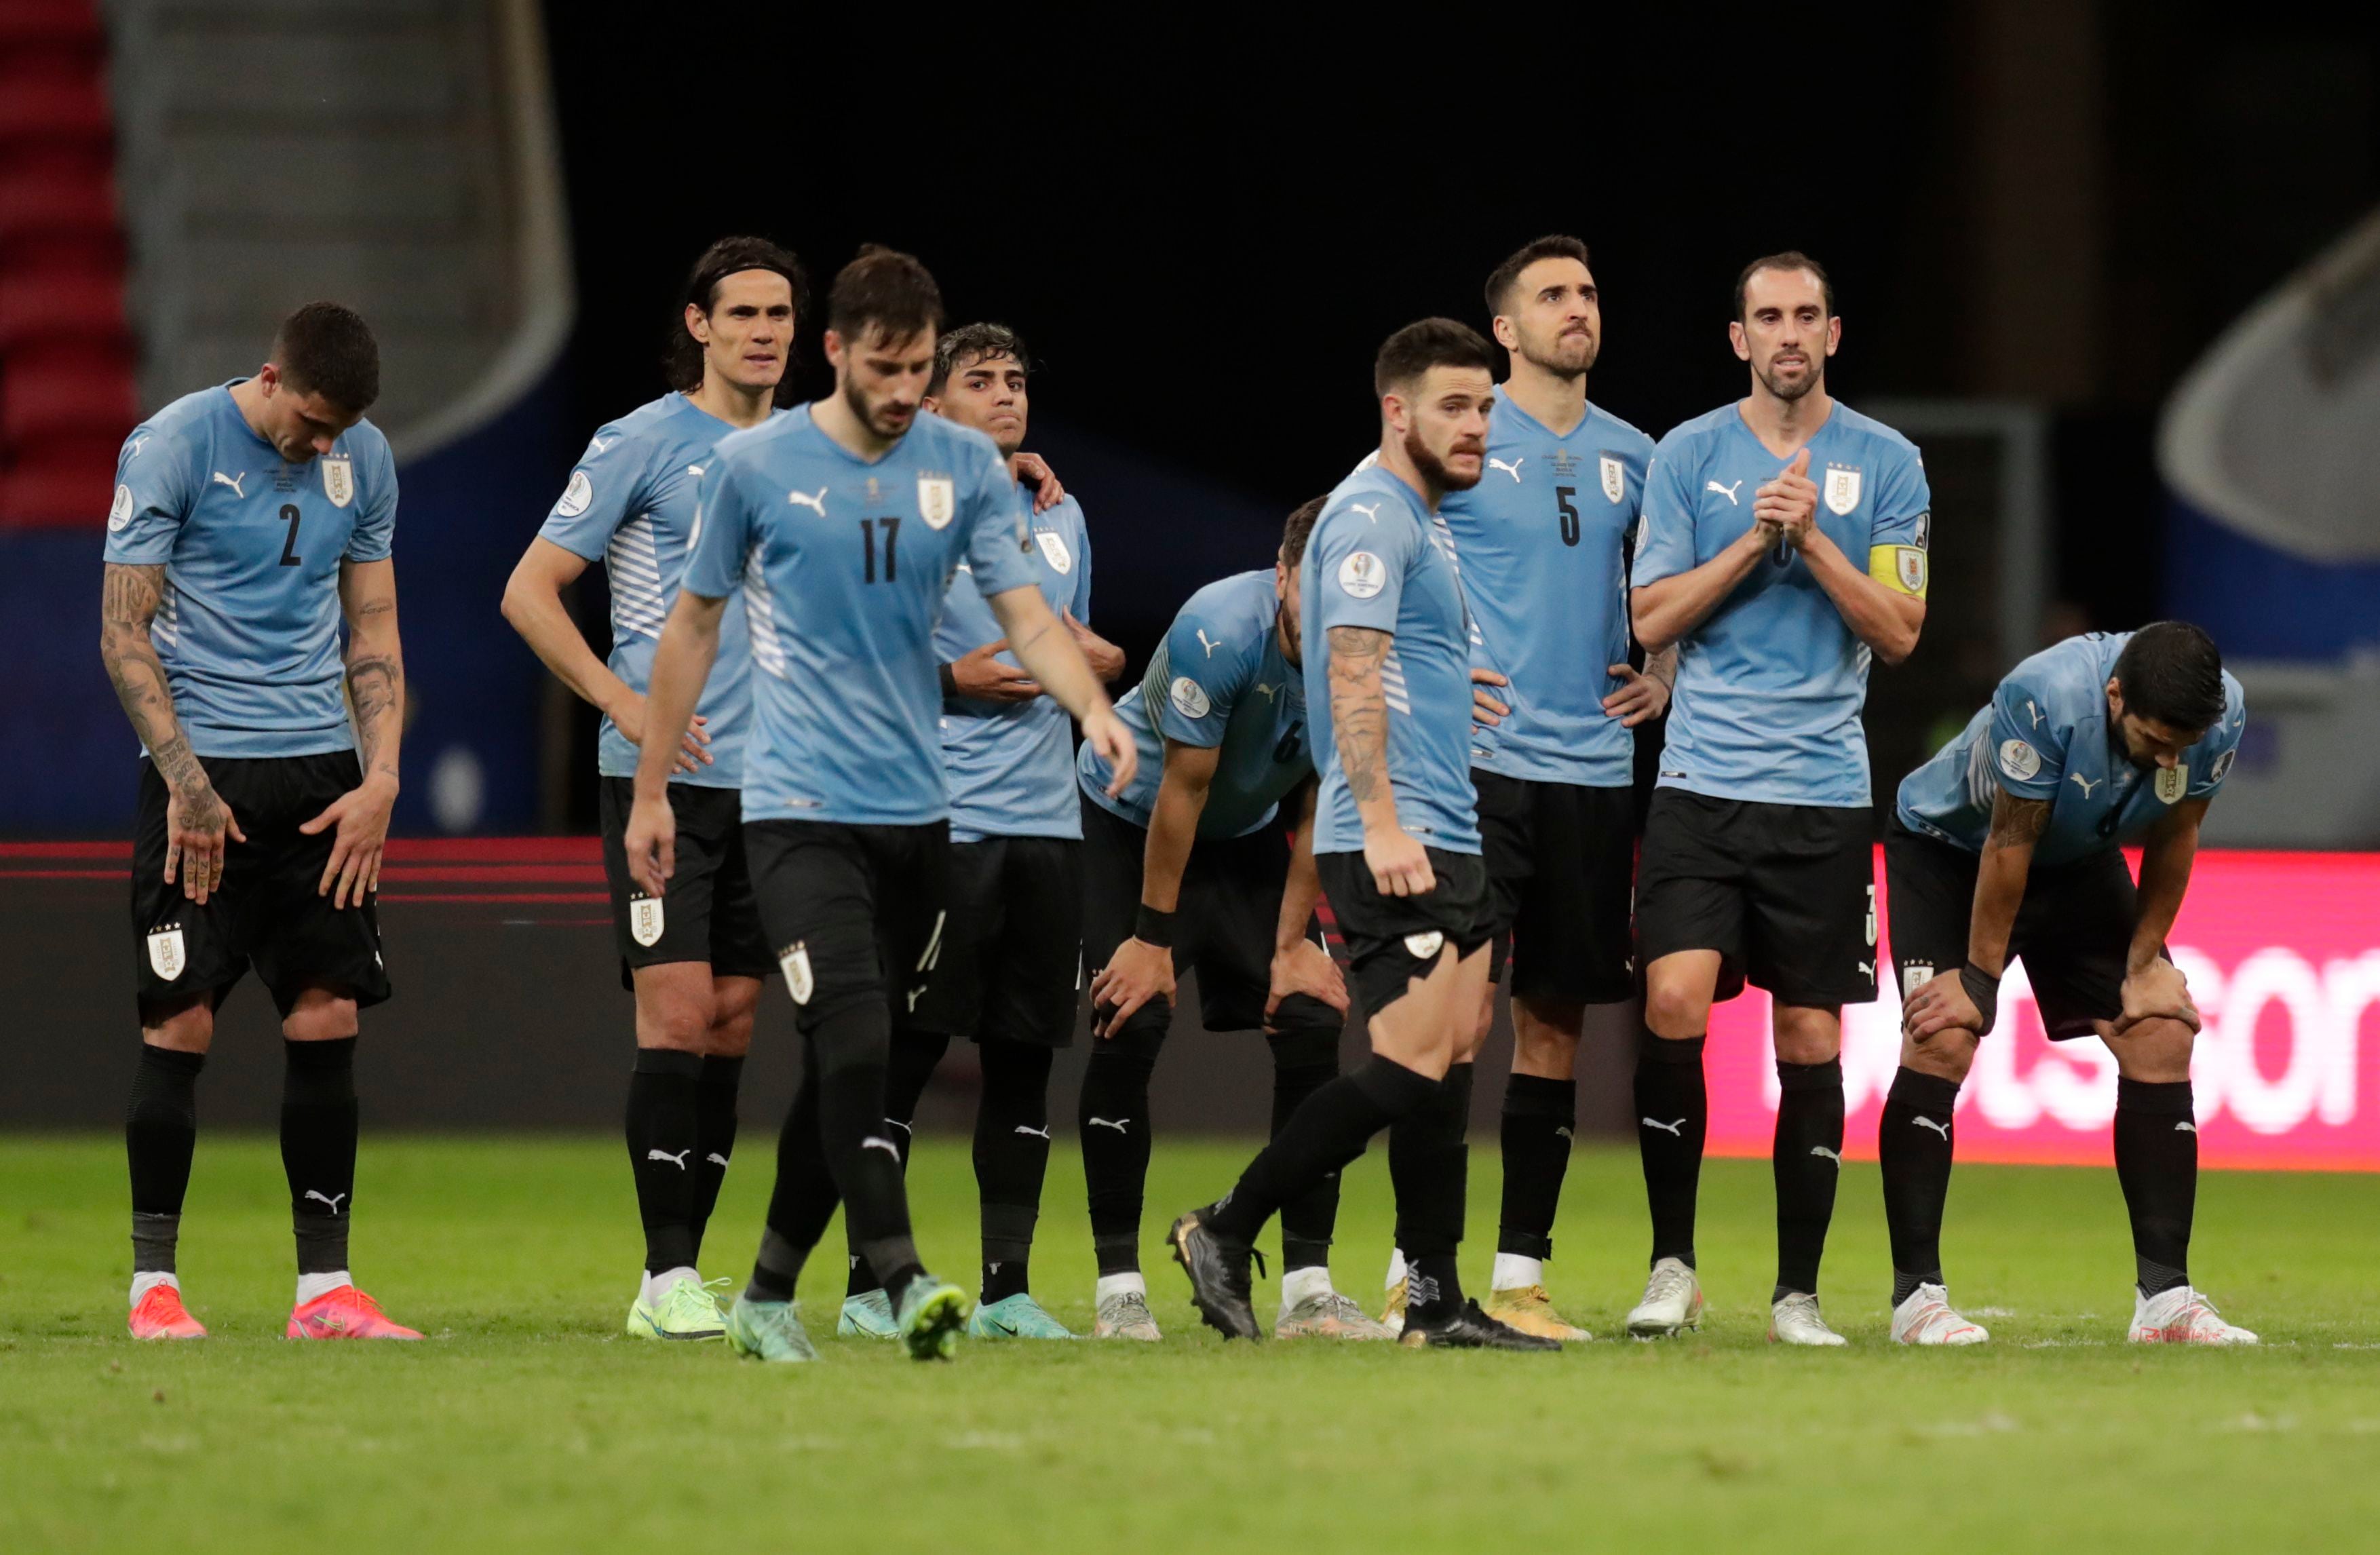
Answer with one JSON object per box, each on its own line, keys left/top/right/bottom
{"left": 282, "top": 989, "right": 359, "bottom": 1043}
{"left": 140, "top": 995, "right": 214, "bottom": 1054}
{"left": 705, "top": 978, "right": 761, "bottom": 1057}
{"left": 1770, "top": 1005, "right": 1841, "bottom": 1065}
{"left": 1511, "top": 1007, "right": 1581, "bottom": 1074}
{"left": 1900, "top": 1029, "right": 1977, "bottom": 1084}
{"left": 1643, "top": 980, "right": 1709, "bottom": 1040}
{"left": 2105, "top": 1016, "right": 2195, "bottom": 1083}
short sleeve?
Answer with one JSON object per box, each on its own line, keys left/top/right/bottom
{"left": 1150, "top": 607, "right": 1245, "bottom": 747}
{"left": 1630, "top": 443, "right": 1697, "bottom": 587}
{"left": 680, "top": 458, "right": 754, "bottom": 600}
{"left": 1864, "top": 440, "right": 1932, "bottom": 598}
{"left": 343, "top": 438, "right": 398, "bottom": 562}
{"left": 1984, "top": 676, "right": 2067, "bottom": 800}
{"left": 2189, "top": 683, "right": 2247, "bottom": 800}
{"left": 960, "top": 442, "right": 1036, "bottom": 596}
{"left": 1309, "top": 495, "right": 1415, "bottom": 635}
{"left": 1069, "top": 503, "right": 1094, "bottom": 622}
{"left": 102, "top": 423, "right": 195, "bottom": 565}
{"left": 537, "top": 424, "right": 648, "bottom": 561}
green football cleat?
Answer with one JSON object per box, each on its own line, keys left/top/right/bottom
{"left": 894, "top": 1274, "right": 971, "bottom": 1361}
{"left": 966, "top": 1292, "right": 1075, "bottom": 1339}
{"left": 837, "top": 1288, "right": 898, "bottom": 1339}
{"left": 724, "top": 1295, "right": 818, "bottom": 1363}
{"left": 626, "top": 1275, "right": 729, "bottom": 1341}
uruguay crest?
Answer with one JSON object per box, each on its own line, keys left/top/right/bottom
{"left": 628, "top": 894, "right": 665, "bottom": 948}
{"left": 917, "top": 474, "right": 956, "bottom": 530}
{"left": 780, "top": 940, "right": 815, "bottom": 1005}
{"left": 147, "top": 924, "right": 187, "bottom": 980}
{"left": 1600, "top": 454, "right": 1625, "bottom": 505}
{"left": 1035, "top": 529, "right": 1073, "bottom": 573}
{"left": 320, "top": 453, "right": 355, "bottom": 509}
{"left": 1823, "top": 465, "right": 1862, "bottom": 516}
{"left": 2155, "top": 765, "right": 2188, "bottom": 805}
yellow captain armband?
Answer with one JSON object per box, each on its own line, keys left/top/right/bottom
{"left": 1868, "top": 544, "right": 1928, "bottom": 598}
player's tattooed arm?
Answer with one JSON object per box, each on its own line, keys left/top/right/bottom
{"left": 296, "top": 558, "right": 407, "bottom": 908}
{"left": 1327, "top": 625, "right": 1432, "bottom": 896}
{"left": 101, "top": 562, "right": 243, "bottom": 902}
{"left": 1969, "top": 788, "right": 2051, "bottom": 976}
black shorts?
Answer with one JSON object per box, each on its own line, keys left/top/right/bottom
{"left": 1634, "top": 788, "right": 1877, "bottom": 1007}
{"left": 130, "top": 751, "right": 391, "bottom": 1018}
{"left": 909, "top": 834, "right": 1083, "bottom": 1048}
{"left": 1080, "top": 794, "right": 1340, "bottom": 1057}
{"left": 1884, "top": 817, "right": 2142, "bottom": 1041}
{"left": 1315, "top": 847, "right": 1492, "bottom": 1018}
{"left": 598, "top": 778, "right": 771, "bottom": 990}
{"left": 1475, "top": 771, "right": 1636, "bottom": 1004}
{"left": 743, "top": 818, "right": 950, "bottom": 1033}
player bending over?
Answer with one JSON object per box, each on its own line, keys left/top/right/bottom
{"left": 623, "top": 246, "right": 1132, "bottom": 1363}
{"left": 104, "top": 303, "right": 419, "bottom": 1340}
{"left": 1890, "top": 623, "right": 2254, "bottom": 1345}
{"left": 1167, "top": 320, "right": 1554, "bottom": 1351}
{"left": 1080, "top": 498, "right": 1385, "bottom": 1343}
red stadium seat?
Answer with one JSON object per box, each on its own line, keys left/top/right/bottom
{"left": 0, "top": 168, "right": 117, "bottom": 243}
{"left": 0, "top": 75, "right": 110, "bottom": 147}
{"left": 0, "top": 446, "right": 113, "bottom": 529}
{"left": 0, "top": 345, "right": 136, "bottom": 446}
{"left": 0, "top": 269, "right": 124, "bottom": 350}
{"left": 0, "top": 1, "right": 102, "bottom": 50}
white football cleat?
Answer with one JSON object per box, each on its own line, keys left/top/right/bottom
{"left": 1890, "top": 1282, "right": 1989, "bottom": 1345}
{"left": 1624, "top": 1256, "right": 1704, "bottom": 1339}
{"left": 1767, "top": 1291, "right": 1848, "bottom": 1346}
{"left": 2128, "top": 1284, "right": 2258, "bottom": 1345}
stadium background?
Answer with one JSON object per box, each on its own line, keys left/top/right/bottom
{"left": 0, "top": 0, "right": 2375, "bottom": 1164}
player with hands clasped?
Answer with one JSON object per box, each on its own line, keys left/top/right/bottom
{"left": 1887, "top": 623, "right": 2254, "bottom": 1346}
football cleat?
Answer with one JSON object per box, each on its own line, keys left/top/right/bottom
{"left": 1379, "top": 1274, "right": 1408, "bottom": 1338}
{"left": 838, "top": 1288, "right": 899, "bottom": 1339}
{"left": 286, "top": 1285, "right": 423, "bottom": 1340}
{"left": 1767, "top": 1291, "right": 1848, "bottom": 1346}
{"left": 1167, "top": 1208, "right": 1262, "bottom": 1341}
{"left": 1400, "top": 1299, "right": 1561, "bottom": 1351}
{"left": 2129, "top": 1285, "right": 2258, "bottom": 1345}
{"left": 1483, "top": 1284, "right": 1593, "bottom": 1342}
{"left": 725, "top": 1295, "right": 818, "bottom": 1362}
{"left": 1092, "top": 1288, "right": 1163, "bottom": 1341}
{"left": 967, "top": 1292, "right": 1074, "bottom": 1339}
{"left": 626, "top": 1275, "right": 728, "bottom": 1341}
{"left": 1625, "top": 1256, "right": 1704, "bottom": 1339}
{"left": 1890, "top": 1283, "right": 1989, "bottom": 1345}
{"left": 128, "top": 1284, "right": 206, "bottom": 1341}
{"left": 1275, "top": 1290, "right": 1395, "bottom": 1341}
{"left": 894, "top": 1273, "right": 971, "bottom": 1361}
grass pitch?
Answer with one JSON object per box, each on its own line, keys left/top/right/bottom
{"left": 3, "top": 1135, "right": 2377, "bottom": 1553}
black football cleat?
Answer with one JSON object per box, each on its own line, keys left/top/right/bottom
{"left": 1400, "top": 1298, "right": 1562, "bottom": 1351}
{"left": 1168, "top": 1208, "right": 1264, "bottom": 1341}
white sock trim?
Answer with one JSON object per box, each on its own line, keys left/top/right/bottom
{"left": 130, "top": 1270, "right": 179, "bottom": 1305}
{"left": 1491, "top": 1253, "right": 1543, "bottom": 1292}
{"left": 1280, "top": 1265, "right": 1334, "bottom": 1311}
{"left": 644, "top": 1265, "right": 699, "bottom": 1304}
{"left": 1095, "top": 1271, "right": 1147, "bottom": 1303}
{"left": 295, "top": 1270, "right": 352, "bottom": 1306}
{"left": 1383, "top": 1248, "right": 1407, "bottom": 1289}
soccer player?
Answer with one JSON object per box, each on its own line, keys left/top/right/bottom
{"left": 1377, "top": 235, "right": 1668, "bottom": 1342}
{"left": 835, "top": 322, "right": 1123, "bottom": 1343}
{"left": 101, "top": 302, "right": 420, "bottom": 1340}
{"left": 501, "top": 237, "right": 801, "bottom": 1341}
{"left": 1890, "top": 623, "right": 2254, "bottom": 1345}
{"left": 1077, "top": 497, "right": 1387, "bottom": 1343}
{"left": 622, "top": 246, "right": 1133, "bottom": 1364}
{"left": 1624, "top": 253, "right": 1930, "bottom": 1345}
{"left": 1166, "top": 319, "right": 1555, "bottom": 1351}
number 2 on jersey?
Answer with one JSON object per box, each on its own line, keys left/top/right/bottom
{"left": 278, "top": 504, "right": 301, "bottom": 567}
{"left": 859, "top": 516, "right": 900, "bottom": 583}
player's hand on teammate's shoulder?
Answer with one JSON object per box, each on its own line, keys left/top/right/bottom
{"left": 2117, "top": 957, "right": 2201, "bottom": 1035}
{"left": 1266, "top": 938, "right": 1348, "bottom": 1022}
{"left": 608, "top": 690, "right": 712, "bottom": 775}
{"left": 1363, "top": 826, "right": 1434, "bottom": 898}
{"left": 1902, "top": 965, "right": 1984, "bottom": 1041}
{"left": 621, "top": 790, "right": 678, "bottom": 899}
{"left": 1470, "top": 667, "right": 1510, "bottom": 729}
{"left": 162, "top": 777, "right": 246, "bottom": 905}
{"left": 1092, "top": 936, "right": 1176, "bottom": 1037}
{"left": 300, "top": 768, "right": 398, "bottom": 910}
{"left": 1754, "top": 448, "right": 1817, "bottom": 548}
{"left": 1601, "top": 662, "right": 1669, "bottom": 727}
{"left": 1010, "top": 451, "right": 1063, "bottom": 513}
{"left": 947, "top": 638, "right": 1041, "bottom": 703}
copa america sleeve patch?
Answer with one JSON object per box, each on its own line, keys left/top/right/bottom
{"left": 555, "top": 469, "right": 593, "bottom": 518}
{"left": 1337, "top": 552, "right": 1385, "bottom": 599}
{"left": 1997, "top": 738, "right": 2041, "bottom": 781}
{"left": 108, "top": 484, "right": 134, "bottom": 531}
{"left": 1170, "top": 676, "right": 1212, "bottom": 720}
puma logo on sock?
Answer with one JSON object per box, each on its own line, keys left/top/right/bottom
{"left": 1913, "top": 1117, "right": 1951, "bottom": 1140}
{"left": 1809, "top": 1146, "right": 1841, "bottom": 1166}
{"left": 1087, "top": 1117, "right": 1131, "bottom": 1132}
{"left": 1640, "top": 1117, "right": 1685, "bottom": 1136}
{"left": 303, "top": 1190, "right": 347, "bottom": 1214}
{"left": 706, "top": 1152, "right": 731, "bottom": 1167}
{"left": 645, "top": 1148, "right": 691, "bottom": 1170}
{"left": 1014, "top": 1124, "right": 1052, "bottom": 1140}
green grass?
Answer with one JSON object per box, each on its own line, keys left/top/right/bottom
{"left": 3, "top": 1136, "right": 2377, "bottom": 1553}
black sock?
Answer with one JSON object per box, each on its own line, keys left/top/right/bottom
{"left": 1771, "top": 1056, "right": 1844, "bottom": 1301}
{"left": 689, "top": 1053, "right": 744, "bottom": 1260}
{"left": 625, "top": 1048, "right": 702, "bottom": 1275}
{"left": 1497, "top": 1073, "right": 1575, "bottom": 1262}
{"left": 1393, "top": 1062, "right": 1474, "bottom": 1326}
{"left": 127, "top": 1045, "right": 204, "bottom": 1274}
{"left": 1078, "top": 1043, "right": 1157, "bottom": 1275}
{"left": 1206, "top": 1056, "right": 1438, "bottom": 1246}
{"left": 282, "top": 1037, "right": 359, "bottom": 1277}
{"left": 1880, "top": 1067, "right": 1959, "bottom": 1307}
{"left": 750, "top": 1048, "right": 832, "bottom": 1304}
{"left": 2115, "top": 1077, "right": 2197, "bottom": 1295}
{"left": 1268, "top": 1026, "right": 1341, "bottom": 1272}
{"left": 976, "top": 1037, "right": 1054, "bottom": 1304}
{"left": 846, "top": 1031, "right": 943, "bottom": 1298}
{"left": 813, "top": 1002, "right": 921, "bottom": 1297}
{"left": 1634, "top": 1033, "right": 1706, "bottom": 1268}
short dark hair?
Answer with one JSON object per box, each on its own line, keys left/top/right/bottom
{"left": 827, "top": 244, "right": 942, "bottom": 347}
{"left": 272, "top": 302, "right": 379, "bottom": 413}
{"left": 1373, "top": 317, "right": 1497, "bottom": 398}
{"left": 929, "top": 322, "right": 1031, "bottom": 398}
{"left": 1280, "top": 496, "right": 1326, "bottom": 569}
{"left": 1733, "top": 251, "right": 1835, "bottom": 322}
{"left": 1485, "top": 235, "right": 1592, "bottom": 317}
{"left": 665, "top": 235, "right": 807, "bottom": 402}
{"left": 2113, "top": 621, "right": 2226, "bottom": 733}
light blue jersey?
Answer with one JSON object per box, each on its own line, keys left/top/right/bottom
{"left": 1446, "top": 394, "right": 1655, "bottom": 788}
{"left": 103, "top": 382, "right": 397, "bottom": 759}
{"left": 1080, "top": 569, "right": 1310, "bottom": 839}
{"left": 1635, "top": 402, "right": 1931, "bottom": 807}
{"left": 539, "top": 393, "right": 755, "bottom": 788}
{"left": 679, "top": 404, "right": 1035, "bottom": 826}
{"left": 1302, "top": 464, "right": 1480, "bottom": 856}
{"left": 1896, "top": 632, "right": 2246, "bottom": 868}
{"left": 938, "top": 486, "right": 1092, "bottom": 841}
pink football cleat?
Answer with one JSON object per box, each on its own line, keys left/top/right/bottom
{"left": 286, "top": 1284, "right": 423, "bottom": 1340}
{"left": 128, "top": 1284, "right": 208, "bottom": 1340}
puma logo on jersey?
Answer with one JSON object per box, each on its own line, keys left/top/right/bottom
{"left": 1087, "top": 1117, "right": 1131, "bottom": 1133}
{"left": 787, "top": 486, "right": 828, "bottom": 516}
{"left": 1640, "top": 1117, "right": 1685, "bottom": 1136}
{"left": 1254, "top": 682, "right": 1277, "bottom": 701}
{"left": 2027, "top": 699, "right": 2045, "bottom": 729}
{"left": 645, "top": 1148, "right": 691, "bottom": 1170}
{"left": 1487, "top": 457, "right": 1525, "bottom": 483}
{"left": 1196, "top": 628, "right": 1223, "bottom": 657}
{"left": 1349, "top": 501, "right": 1381, "bottom": 522}
{"left": 1913, "top": 1116, "right": 1951, "bottom": 1139}
{"left": 1013, "top": 1124, "right": 1053, "bottom": 1140}
{"left": 127, "top": 436, "right": 150, "bottom": 460}
{"left": 590, "top": 436, "right": 616, "bottom": 455}
{"left": 303, "top": 1190, "right": 347, "bottom": 1214}
{"left": 211, "top": 471, "right": 247, "bottom": 499}
{"left": 2069, "top": 772, "right": 2103, "bottom": 798}
{"left": 686, "top": 463, "right": 706, "bottom": 478}
{"left": 1706, "top": 478, "right": 1742, "bottom": 504}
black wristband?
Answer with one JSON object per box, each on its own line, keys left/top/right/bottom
{"left": 1958, "top": 964, "right": 2001, "bottom": 1036}
{"left": 938, "top": 662, "right": 959, "bottom": 698}
{"left": 1134, "top": 904, "right": 1176, "bottom": 949}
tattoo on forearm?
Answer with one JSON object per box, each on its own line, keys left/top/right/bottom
{"left": 1327, "top": 625, "right": 1391, "bottom": 806}
{"left": 1983, "top": 790, "right": 2052, "bottom": 856}
{"left": 345, "top": 650, "right": 404, "bottom": 779}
